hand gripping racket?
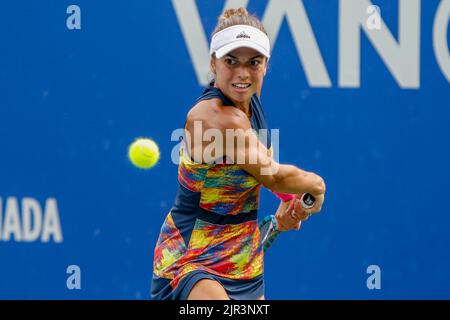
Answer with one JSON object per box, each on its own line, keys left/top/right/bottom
{"left": 259, "top": 193, "right": 315, "bottom": 252}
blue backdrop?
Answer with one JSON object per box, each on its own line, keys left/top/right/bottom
{"left": 1, "top": 0, "right": 449, "bottom": 299}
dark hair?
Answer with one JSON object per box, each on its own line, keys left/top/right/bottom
{"left": 212, "top": 7, "right": 267, "bottom": 36}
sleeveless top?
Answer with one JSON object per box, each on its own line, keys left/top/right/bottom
{"left": 153, "top": 84, "right": 272, "bottom": 290}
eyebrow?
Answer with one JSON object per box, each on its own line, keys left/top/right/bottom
{"left": 225, "top": 54, "right": 264, "bottom": 60}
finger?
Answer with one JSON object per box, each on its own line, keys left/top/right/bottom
{"left": 311, "top": 205, "right": 322, "bottom": 214}
{"left": 278, "top": 222, "right": 289, "bottom": 231}
{"left": 291, "top": 200, "right": 299, "bottom": 212}
{"left": 282, "top": 220, "right": 296, "bottom": 230}
{"left": 286, "top": 200, "right": 295, "bottom": 213}
{"left": 290, "top": 208, "right": 299, "bottom": 220}
{"left": 290, "top": 211, "right": 296, "bottom": 220}
{"left": 290, "top": 202, "right": 299, "bottom": 219}
{"left": 301, "top": 213, "right": 310, "bottom": 221}
{"left": 290, "top": 200, "right": 300, "bottom": 217}
{"left": 275, "top": 218, "right": 287, "bottom": 230}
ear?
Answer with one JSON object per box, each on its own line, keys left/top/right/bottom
{"left": 210, "top": 59, "right": 216, "bottom": 74}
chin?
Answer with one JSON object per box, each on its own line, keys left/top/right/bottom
{"left": 230, "top": 88, "right": 255, "bottom": 99}
{"left": 232, "top": 93, "right": 252, "bottom": 102}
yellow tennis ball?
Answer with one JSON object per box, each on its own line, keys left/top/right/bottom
{"left": 128, "top": 138, "right": 160, "bottom": 169}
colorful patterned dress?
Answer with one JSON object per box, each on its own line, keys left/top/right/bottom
{"left": 151, "top": 84, "right": 271, "bottom": 300}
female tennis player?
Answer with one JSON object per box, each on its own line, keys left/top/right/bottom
{"left": 151, "top": 8, "right": 326, "bottom": 300}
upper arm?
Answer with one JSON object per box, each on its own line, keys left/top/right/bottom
{"left": 220, "top": 109, "right": 279, "bottom": 188}
{"left": 184, "top": 103, "right": 279, "bottom": 188}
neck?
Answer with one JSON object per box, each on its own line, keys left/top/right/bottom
{"left": 213, "top": 82, "right": 252, "bottom": 117}
{"left": 234, "top": 100, "right": 251, "bottom": 117}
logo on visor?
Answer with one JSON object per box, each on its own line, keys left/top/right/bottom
{"left": 236, "top": 31, "right": 251, "bottom": 39}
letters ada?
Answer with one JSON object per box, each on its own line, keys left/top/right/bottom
{"left": 0, "top": 197, "right": 63, "bottom": 243}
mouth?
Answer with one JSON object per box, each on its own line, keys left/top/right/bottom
{"left": 232, "top": 83, "right": 251, "bottom": 91}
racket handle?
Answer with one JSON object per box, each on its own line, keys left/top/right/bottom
{"left": 273, "top": 192, "right": 316, "bottom": 209}
{"left": 300, "top": 193, "right": 316, "bottom": 209}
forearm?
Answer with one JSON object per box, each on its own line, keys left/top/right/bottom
{"left": 270, "top": 164, "right": 325, "bottom": 196}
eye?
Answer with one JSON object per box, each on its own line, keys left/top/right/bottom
{"left": 225, "top": 58, "right": 237, "bottom": 65}
{"left": 250, "top": 59, "right": 261, "bottom": 67}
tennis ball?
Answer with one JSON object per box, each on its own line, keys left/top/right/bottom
{"left": 128, "top": 138, "right": 160, "bottom": 169}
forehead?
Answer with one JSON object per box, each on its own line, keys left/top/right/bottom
{"left": 226, "top": 47, "right": 263, "bottom": 59}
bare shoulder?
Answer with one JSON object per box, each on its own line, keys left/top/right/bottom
{"left": 186, "top": 99, "right": 250, "bottom": 132}
{"left": 186, "top": 98, "right": 221, "bottom": 122}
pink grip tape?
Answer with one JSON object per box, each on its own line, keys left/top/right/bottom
{"left": 272, "top": 191, "right": 295, "bottom": 202}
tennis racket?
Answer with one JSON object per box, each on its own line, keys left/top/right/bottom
{"left": 259, "top": 193, "right": 315, "bottom": 252}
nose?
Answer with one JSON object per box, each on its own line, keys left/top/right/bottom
{"left": 236, "top": 65, "right": 250, "bottom": 80}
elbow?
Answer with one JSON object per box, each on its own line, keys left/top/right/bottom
{"left": 313, "top": 176, "right": 326, "bottom": 195}
{"left": 259, "top": 168, "right": 281, "bottom": 191}
{"left": 262, "top": 175, "right": 278, "bottom": 191}
{"left": 259, "top": 162, "right": 282, "bottom": 191}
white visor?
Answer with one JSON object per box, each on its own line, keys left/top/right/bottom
{"left": 210, "top": 25, "right": 271, "bottom": 59}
